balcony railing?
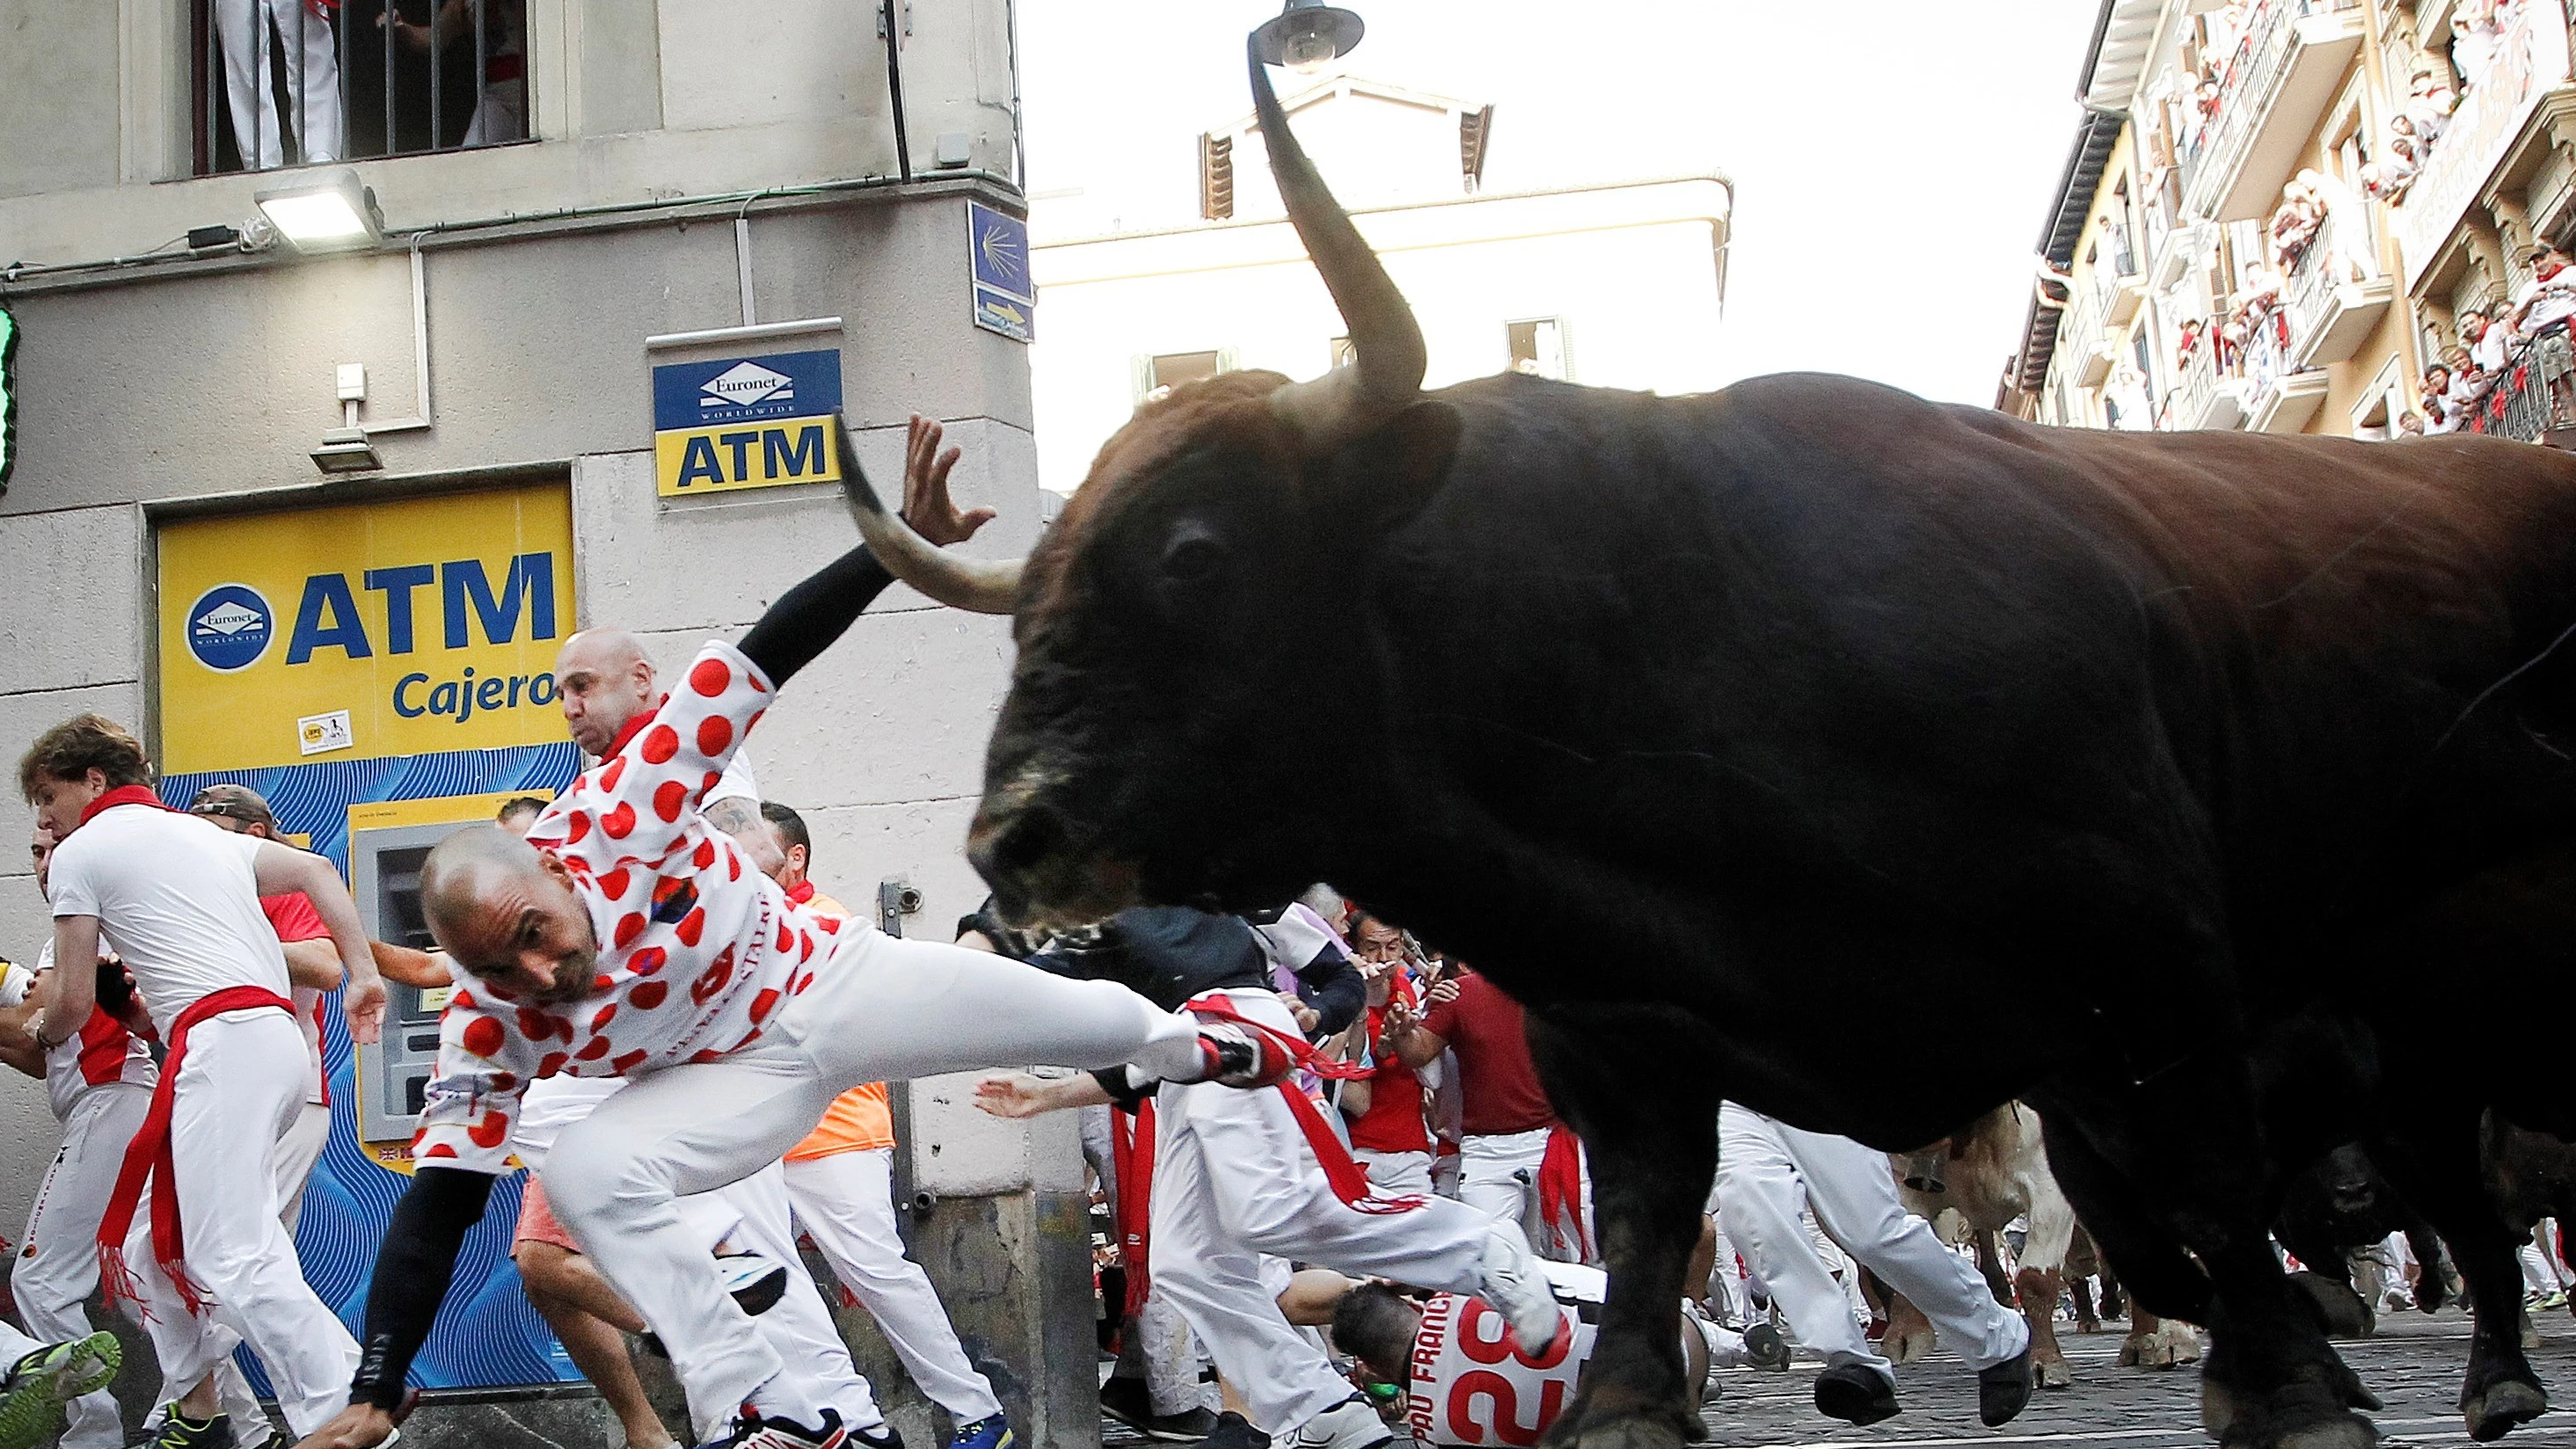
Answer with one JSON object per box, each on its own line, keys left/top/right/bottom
{"left": 2174, "top": 341, "right": 2250, "bottom": 429}
{"left": 2280, "top": 223, "right": 2395, "bottom": 368}
{"left": 2178, "top": 0, "right": 2364, "bottom": 222}
{"left": 190, "top": 0, "right": 528, "bottom": 176}
{"left": 2456, "top": 331, "right": 2576, "bottom": 442}
{"left": 2096, "top": 226, "right": 2145, "bottom": 324}
{"left": 2064, "top": 283, "right": 2114, "bottom": 388}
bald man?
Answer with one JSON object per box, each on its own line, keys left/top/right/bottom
{"left": 555, "top": 626, "right": 766, "bottom": 841}
{"left": 303, "top": 419, "right": 1286, "bottom": 1449}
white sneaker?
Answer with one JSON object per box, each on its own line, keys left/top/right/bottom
{"left": 1475, "top": 1223, "right": 1565, "bottom": 1357}
{"left": 1287, "top": 1397, "right": 1392, "bottom": 1449}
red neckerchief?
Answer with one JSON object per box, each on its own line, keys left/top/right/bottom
{"left": 78, "top": 785, "right": 170, "bottom": 826}
{"left": 1538, "top": 1125, "right": 1592, "bottom": 1262}
{"left": 99, "top": 986, "right": 296, "bottom": 1319}
{"left": 784, "top": 881, "right": 816, "bottom": 906}
{"left": 1183, "top": 992, "right": 1421, "bottom": 1215}
{"left": 602, "top": 696, "right": 673, "bottom": 761}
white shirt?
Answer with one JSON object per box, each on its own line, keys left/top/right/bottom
{"left": 4, "top": 950, "right": 158, "bottom": 1120}
{"left": 2518, "top": 269, "right": 2576, "bottom": 334}
{"left": 47, "top": 803, "right": 293, "bottom": 1037}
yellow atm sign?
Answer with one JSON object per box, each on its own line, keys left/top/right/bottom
{"left": 652, "top": 347, "right": 844, "bottom": 497}
{"left": 157, "top": 484, "right": 575, "bottom": 774}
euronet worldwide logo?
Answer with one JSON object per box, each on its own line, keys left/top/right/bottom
{"left": 700, "top": 360, "right": 792, "bottom": 411}
{"left": 186, "top": 583, "right": 274, "bottom": 673}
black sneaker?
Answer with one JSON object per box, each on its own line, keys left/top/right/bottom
{"left": 1100, "top": 1376, "right": 1220, "bottom": 1441}
{"left": 1742, "top": 1321, "right": 1791, "bottom": 1372}
{"left": 1199, "top": 1412, "right": 1269, "bottom": 1449}
{"left": 1812, "top": 1363, "right": 1899, "bottom": 1427}
{"left": 854, "top": 1422, "right": 904, "bottom": 1449}
{"left": 152, "top": 1409, "right": 237, "bottom": 1449}
{"left": 1977, "top": 1349, "right": 2034, "bottom": 1428}
{"left": 710, "top": 1405, "right": 850, "bottom": 1449}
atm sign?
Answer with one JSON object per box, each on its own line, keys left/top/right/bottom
{"left": 652, "top": 347, "right": 844, "bottom": 497}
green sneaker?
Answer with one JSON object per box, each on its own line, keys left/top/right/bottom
{"left": 0, "top": 1331, "right": 121, "bottom": 1449}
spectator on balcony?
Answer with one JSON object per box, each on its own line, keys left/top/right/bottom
{"left": 2398, "top": 410, "right": 2427, "bottom": 436}
{"left": 2441, "top": 345, "right": 2492, "bottom": 410}
{"left": 385, "top": 0, "right": 528, "bottom": 147}
{"left": 2406, "top": 69, "right": 2457, "bottom": 146}
{"left": 2454, "top": 3, "right": 2502, "bottom": 91}
{"left": 2463, "top": 308, "right": 2512, "bottom": 380}
{"left": 2174, "top": 317, "right": 2207, "bottom": 373}
{"left": 2270, "top": 182, "right": 2324, "bottom": 271}
{"left": 2509, "top": 244, "right": 2576, "bottom": 419}
{"left": 2421, "top": 367, "right": 2461, "bottom": 433}
{"left": 216, "top": 0, "right": 343, "bottom": 171}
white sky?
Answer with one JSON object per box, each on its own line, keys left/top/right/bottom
{"left": 1017, "top": 1, "right": 2105, "bottom": 405}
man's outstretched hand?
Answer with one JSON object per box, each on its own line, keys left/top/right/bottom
{"left": 903, "top": 414, "right": 996, "bottom": 546}
{"left": 296, "top": 1404, "right": 398, "bottom": 1448}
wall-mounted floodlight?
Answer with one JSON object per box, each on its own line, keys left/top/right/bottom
{"left": 1253, "top": 0, "right": 1364, "bottom": 74}
{"left": 254, "top": 170, "right": 384, "bottom": 253}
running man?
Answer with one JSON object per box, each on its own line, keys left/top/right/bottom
{"left": 20, "top": 714, "right": 388, "bottom": 1445}
{"left": 296, "top": 432, "right": 1284, "bottom": 1449}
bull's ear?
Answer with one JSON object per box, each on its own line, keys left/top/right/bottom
{"left": 1307, "top": 400, "right": 1462, "bottom": 538}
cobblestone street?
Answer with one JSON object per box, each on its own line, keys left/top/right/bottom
{"left": 1691, "top": 1308, "right": 2576, "bottom": 1448}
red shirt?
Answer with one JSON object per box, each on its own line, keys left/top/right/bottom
{"left": 1347, "top": 973, "right": 1431, "bottom": 1154}
{"left": 1420, "top": 972, "right": 1555, "bottom": 1137}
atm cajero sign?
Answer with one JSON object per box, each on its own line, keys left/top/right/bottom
{"left": 158, "top": 485, "right": 576, "bottom": 774}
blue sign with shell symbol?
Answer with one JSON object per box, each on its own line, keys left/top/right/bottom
{"left": 970, "top": 201, "right": 1034, "bottom": 343}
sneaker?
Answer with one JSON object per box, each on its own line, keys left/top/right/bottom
{"left": 0, "top": 1334, "right": 123, "bottom": 1449}
{"left": 854, "top": 1422, "right": 903, "bottom": 1449}
{"left": 718, "top": 1250, "right": 793, "bottom": 1317}
{"left": 951, "top": 1411, "right": 1012, "bottom": 1449}
{"left": 1812, "top": 1362, "right": 1899, "bottom": 1427}
{"left": 1200, "top": 1412, "right": 1270, "bottom": 1449}
{"left": 1473, "top": 1223, "right": 1564, "bottom": 1358}
{"left": 712, "top": 1404, "right": 850, "bottom": 1449}
{"left": 1286, "top": 1397, "right": 1390, "bottom": 1449}
{"left": 1188, "top": 1020, "right": 1293, "bottom": 1089}
{"left": 1099, "top": 1378, "right": 1219, "bottom": 1442}
{"left": 1977, "top": 1348, "right": 2034, "bottom": 1427}
{"left": 150, "top": 1409, "right": 235, "bottom": 1449}
{"left": 1741, "top": 1320, "right": 1792, "bottom": 1372}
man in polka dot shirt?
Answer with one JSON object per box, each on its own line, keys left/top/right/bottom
{"left": 304, "top": 418, "right": 1287, "bottom": 1449}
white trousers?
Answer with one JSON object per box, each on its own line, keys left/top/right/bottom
{"left": 123, "top": 1012, "right": 360, "bottom": 1438}
{"left": 543, "top": 930, "right": 1205, "bottom": 1440}
{"left": 1353, "top": 1147, "right": 1434, "bottom": 1197}
{"left": 1714, "top": 1103, "right": 2026, "bottom": 1380}
{"left": 214, "top": 0, "right": 341, "bottom": 169}
{"left": 275, "top": 1100, "right": 331, "bottom": 1239}
{"left": 1459, "top": 1128, "right": 1550, "bottom": 1246}
{"left": 691, "top": 1162, "right": 883, "bottom": 1432}
{"left": 15, "top": 1083, "right": 150, "bottom": 1449}
{"left": 1150, "top": 993, "right": 1492, "bottom": 1434}
{"left": 786, "top": 1148, "right": 1001, "bottom": 1423}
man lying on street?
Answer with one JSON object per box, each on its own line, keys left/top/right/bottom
{"left": 297, "top": 454, "right": 1290, "bottom": 1449}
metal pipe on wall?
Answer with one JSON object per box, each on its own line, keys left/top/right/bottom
{"left": 881, "top": 0, "right": 912, "bottom": 182}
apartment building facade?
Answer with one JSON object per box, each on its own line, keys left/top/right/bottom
{"left": 2003, "top": 0, "right": 2576, "bottom": 444}
{"left": 0, "top": 4, "right": 1093, "bottom": 1444}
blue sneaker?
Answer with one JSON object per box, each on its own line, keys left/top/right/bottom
{"left": 951, "top": 1411, "right": 1012, "bottom": 1449}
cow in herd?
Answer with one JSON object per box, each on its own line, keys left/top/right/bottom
{"left": 832, "top": 25, "right": 2576, "bottom": 1449}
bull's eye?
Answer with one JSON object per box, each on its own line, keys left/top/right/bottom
{"left": 1159, "top": 528, "right": 1229, "bottom": 589}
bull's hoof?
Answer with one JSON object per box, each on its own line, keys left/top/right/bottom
{"left": 2205, "top": 1367, "right": 2382, "bottom": 1449}
{"left": 2122, "top": 1322, "right": 2201, "bottom": 1369}
{"left": 1813, "top": 1364, "right": 1901, "bottom": 1427}
{"left": 2036, "top": 1353, "right": 2074, "bottom": 1390}
{"left": 2288, "top": 1272, "right": 2375, "bottom": 1340}
{"left": 1980, "top": 1350, "right": 2035, "bottom": 1426}
{"left": 2273, "top": 1415, "right": 2379, "bottom": 1449}
{"left": 2519, "top": 1308, "right": 2542, "bottom": 1351}
{"left": 2076, "top": 1314, "right": 2103, "bottom": 1335}
{"left": 1537, "top": 1399, "right": 1697, "bottom": 1449}
{"left": 1884, "top": 1322, "right": 1937, "bottom": 1365}
{"left": 2462, "top": 1377, "right": 2548, "bottom": 1442}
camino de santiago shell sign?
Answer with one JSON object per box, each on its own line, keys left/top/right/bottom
{"left": 158, "top": 484, "right": 577, "bottom": 773}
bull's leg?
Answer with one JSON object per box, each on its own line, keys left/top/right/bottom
{"left": 2099, "top": 1258, "right": 2129, "bottom": 1322}
{"left": 1973, "top": 1229, "right": 2015, "bottom": 1307}
{"left": 2069, "top": 1271, "right": 2102, "bottom": 1334}
{"left": 2039, "top": 1069, "right": 2377, "bottom": 1449}
{"left": 2277, "top": 1220, "right": 2374, "bottom": 1340}
{"left": 2018, "top": 1168, "right": 2079, "bottom": 1388}
{"left": 1526, "top": 1005, "right": 1721, "bottom": 1449}
{"left": 2368, "top": 1124, "right": 2548, "bottom": 1442}
{"left": 1882, "top": 1291, "right": 1937, "bottom": 1365}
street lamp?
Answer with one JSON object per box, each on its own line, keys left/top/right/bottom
{"left": 253, "top": 169, "right": 384, "bottom": 254}
{"left": 1253, "top": 0, "right": 1364, "bottom": 74}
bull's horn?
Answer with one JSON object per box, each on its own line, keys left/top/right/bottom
{"left": 1249, "top": 33, "right": 1426, "bottom": 453}
{"left": 833, "top": 412, "right": 1024, "bottom": 615}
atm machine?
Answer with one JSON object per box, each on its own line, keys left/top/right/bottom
{"left": 350, "top": 819, "right": 462, "bottom": 1145}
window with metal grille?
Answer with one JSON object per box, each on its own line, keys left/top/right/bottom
{"left": 1200, "top": 133, "right": 1235, "bottom": 221}
{"left": 189, "top": 0, "right": 529, "bottom": 177}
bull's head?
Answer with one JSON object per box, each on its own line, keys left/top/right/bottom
{"left": 841, "top": 31, "right": 1464, "bottom": 925}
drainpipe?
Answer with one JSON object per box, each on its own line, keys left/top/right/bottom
{"left": 881, "top": 0, "right": 914, "bottom": 182}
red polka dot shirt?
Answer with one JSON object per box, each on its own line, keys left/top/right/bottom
{"left": 411, "top": 640, "right": 847, "bottom": 1172}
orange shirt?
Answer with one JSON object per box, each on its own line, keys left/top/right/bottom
{"left": 784, "top": 888, "right": 897, "bottom": 1160}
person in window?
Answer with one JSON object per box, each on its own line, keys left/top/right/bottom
{"left": 384, "top": 0, "right": 526, "bottom": 146}
{"left": 216, "top": 0, "right": 343, "bottom": 170}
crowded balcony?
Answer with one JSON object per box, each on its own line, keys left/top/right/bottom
{"left": 2178, "top": 0, "right": 2366, "bottom": 223}
{"left": 2174, "top": 336, "right": 2252, "bottom": 429}
{"left": 2451, "top": 332, "right": 2576, "bottom": 444}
